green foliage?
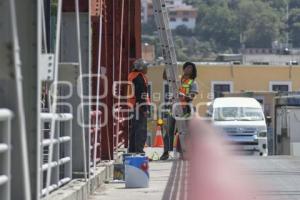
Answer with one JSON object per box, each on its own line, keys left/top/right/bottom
{"left": 288, "top": 8, "right": 300, "bottom": 46}
{"left": 290, "top": 0, "right": 300, "bottom": 9}
{"left": 199, "top": 4, "right": 240, "bottom": 50}
{"left": 237, "top": 1, "right": 282, "bottom": 48}
{"left": 244, "top": 12, "right": 281, "bottom": 48}
{"left": 143, "top": 0, "right": 300, "bottom": 61}
{"left": 142, "top": 18, "right": 157, "bottom": 35}
{"left": 173, "top": 25, "right": 194, "bottom": 36}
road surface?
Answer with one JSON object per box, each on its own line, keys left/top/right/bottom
{"left": 90, "top": 156, "right": 300, "bottom": 200}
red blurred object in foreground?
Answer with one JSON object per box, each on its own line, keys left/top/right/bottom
{"left": 187, "top": 117, "right": 261, "bottom": 200}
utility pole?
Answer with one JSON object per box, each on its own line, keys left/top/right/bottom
{"left": 286, "top": 2, "right": 290, "bottom": 47}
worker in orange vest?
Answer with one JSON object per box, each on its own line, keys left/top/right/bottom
{"left": 128, "top": 59, "right": 151, "bottom": 153}
{"left": 160, "top": 62, "right": 198, "bottom": 160}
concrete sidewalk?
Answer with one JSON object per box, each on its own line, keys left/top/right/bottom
{"left": 89, "top": 156, "right": 300, "bottom": 200}
{"left": 89, "top": 161, "right": 176, "bottom": 200}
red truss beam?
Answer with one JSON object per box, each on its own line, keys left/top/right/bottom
{"left": 91, "top": 0, "right": 142, "bottom": 160}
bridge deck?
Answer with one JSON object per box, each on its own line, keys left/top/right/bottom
{"left": 90, "top": 156, "right": 300, "bottom": 200}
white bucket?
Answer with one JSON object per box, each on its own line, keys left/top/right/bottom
{"left": 124, "top": 155, "right": 149, "bottom": 188}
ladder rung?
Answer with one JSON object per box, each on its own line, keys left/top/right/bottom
{"left": 153, "top": 0, "right": 186, "bottom": 133}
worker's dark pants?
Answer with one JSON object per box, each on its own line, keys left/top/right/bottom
{"left": 163, "top": 105, "right": 192, "bottom": 153}
{"left": 129, "top": 111, "right": 147, "bottom": 153}
{"left": 163, "top": 114, "right": 176, "bottom": 153}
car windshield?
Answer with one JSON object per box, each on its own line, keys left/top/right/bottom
{"left": 213, "top": 107, "right": 264, "bottom": 121}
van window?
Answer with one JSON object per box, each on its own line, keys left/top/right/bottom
{"left": 214, "top": 107, "right": 264, "bottom": 121}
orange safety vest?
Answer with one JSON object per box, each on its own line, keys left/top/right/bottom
{"left": 128, "top": 72, "right": 151, "bottom": 108}
{"left": 179, "top": 78, "right": 194, "bottom": 102}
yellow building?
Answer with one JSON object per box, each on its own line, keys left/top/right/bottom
{"left": 147, "top": 64, "right": 300, "bottom": 116}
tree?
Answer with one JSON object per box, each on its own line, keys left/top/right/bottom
{"left": 288, "top": 8, "right": 300, "bottom": 47}
{"left": 267, "top": 0, "right": 289, "bottom": 12}
{"left": 174, "top": 25, "right": 193, "bottom": 36}
{"left": 145, "top": 0, "right": 300, "bottom": 59}
{"left": 244, "top": 11, "right": 281, "bottom": 48}
{"left": 289, "top": 0, "right": 300, "bottom": 9}
{"left": 199, "top": 5, "right": 240, "bottom": 51}
{"left": 236, "top": 0, "right": 281, "bottom": 48}
{"left": 142, "top": 18, "right": 157, "bottom": 35}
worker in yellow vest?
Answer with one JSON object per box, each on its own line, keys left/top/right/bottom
{"left": 160, "top": 62, "right": 198, "bottom": 160}
{"left": 128, "top": 59, "right": 150, "bottom": 153}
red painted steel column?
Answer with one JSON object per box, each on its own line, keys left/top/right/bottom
{"left": 62, "top": 0, "right": 88, "bottom": 12}
{"left": 91, "top": 0, "right": 142, "bottom": 160}
{"left": 129, "top": 0, "right": 142, "bottom": 63}
{"left": 120, "top": 1, "right": 130, "bottom": 148}
{"left": 104, "top": 0, "right": 114, "bottom": 159}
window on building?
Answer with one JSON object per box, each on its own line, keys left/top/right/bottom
{"left": 169, "top": 11, "right": 176, "bottom": 16}
{"left": 170, "top": 17, "right": 176, "bottom": 22}
{"left": 182, "top": 18, "right": 189, "bottom": 22}
{"left": 183, "top": 11, "right": 189, "bottom": 16}
{"left": 269, "top": 81, "right": 291, "bottom": 92}
{"left": 212, "top": 81, "right": 233, "bottom": 99}
{"left": 164, "top": 82, "right": 171, "bottom": 102}
{"left": 272, "top": 85, "right": 289, "bottom": 92}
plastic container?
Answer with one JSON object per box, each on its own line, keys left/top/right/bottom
{"left": 124, "top": 155, "right": 149, "bottom": 188}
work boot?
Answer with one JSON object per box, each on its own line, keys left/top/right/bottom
{"left": 160, "top": 151, "right": 169, "bottom": 160}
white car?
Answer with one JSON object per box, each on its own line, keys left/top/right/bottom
{"left": 210, "top": 97, "right": 268, "bottom": 156}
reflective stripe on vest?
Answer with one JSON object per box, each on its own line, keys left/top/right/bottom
{"left": 179, "top": 79, "right": 193, "bottom": 96}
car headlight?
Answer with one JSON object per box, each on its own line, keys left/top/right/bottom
{"left": 258, "top": 131, "right": 267, "bottom": 137}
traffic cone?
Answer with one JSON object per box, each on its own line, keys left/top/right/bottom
{"left": 153, "top": 125, "right": 164, "bottom": 148}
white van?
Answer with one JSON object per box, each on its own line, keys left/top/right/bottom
{"left": 210, "top": 97, "right": 268, "bottom": 156}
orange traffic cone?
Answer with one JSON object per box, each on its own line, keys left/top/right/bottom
{"left": 153, "top": 125, "right": 164, "bottom": 148}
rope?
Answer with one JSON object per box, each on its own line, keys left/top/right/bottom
{"left": 9, "top": 0, "right": 32, "bottom": 199}
{"left": 93, "top": 0, "right": 103, "bottom": 174}
{"left": 45, "top": 0, "right": 62, "bottom": 197}
{"left": 115, "top": 0, "right": 125, "bottom": 158}
{"left": 75, "top": 0, "right": 88, "bottom": 181}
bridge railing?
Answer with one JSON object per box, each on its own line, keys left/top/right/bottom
{"left": 40, "top": 113, "right": 73, "bottom": 196}
{"left": 0, "top": 109, "right": 13, "bottom": 200}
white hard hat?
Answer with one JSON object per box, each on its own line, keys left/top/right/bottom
{"left": 133, "top": 59, "right": 149, "bottom": 71}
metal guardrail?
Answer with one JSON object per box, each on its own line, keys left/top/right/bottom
{"left": 40, "top": 113, "right": 72, "bottom": 196}
{"left": 90, "top": 111, "right": 102, "bottom": 173}
{"left": 114, "top": 107, "right": 126, "bottom": 151}
{"left": 0, "top": 109, "right": 13, "bottom": 200}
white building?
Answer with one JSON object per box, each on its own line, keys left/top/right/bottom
{"left": 141, "top": 0, "right": 197, "bottom": 30}
{"left": 166, "top": 0, "right": 197, "bottom": 29}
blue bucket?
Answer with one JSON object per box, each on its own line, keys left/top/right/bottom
{"left": 124, "top": 155, "right": 149, "bottom": 188}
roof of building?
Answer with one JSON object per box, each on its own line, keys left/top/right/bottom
{"left": 213, "top": 97, "right": 262, "bottom": 108}
{"left": 169, "top": 7, "right": 198, "bottom": 12}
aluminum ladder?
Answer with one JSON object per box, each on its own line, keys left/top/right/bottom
{"left": 152, "top": 0, "right": 189, "bottom": 152}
